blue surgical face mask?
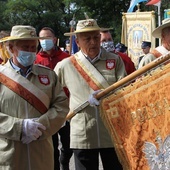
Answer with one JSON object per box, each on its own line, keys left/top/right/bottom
{"left": 40, "top": 39, "right": 54, "bottom": 51}
{"left": 101, "top": 41, "right": 115, "bottom": 52}
{"left": 16, "top": 50, "right": 36, "bottom": 67}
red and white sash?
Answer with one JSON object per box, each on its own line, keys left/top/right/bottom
{"left": 0, "top": 65, "right": 50, "bottom": 114}
{"left": 70, "top": 51, "right": 110, "bottom": 90}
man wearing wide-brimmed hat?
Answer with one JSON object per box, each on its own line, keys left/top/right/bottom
{"left": 0, "top": 25, "right": 69, "bottom": 170}
{"left": 151, "top": 18, "right": 170, "bottom": 58}
{"left": 54, "top": 19, "right": 126, "bottom": 169}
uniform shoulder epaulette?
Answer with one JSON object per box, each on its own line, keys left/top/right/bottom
{"left": 35, "top": 64, "right": 52, "bottom": 70}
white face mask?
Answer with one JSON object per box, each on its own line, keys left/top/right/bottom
{"left": 16, "top": 50, "right": 36, "bottom": 67}
{"left": 101, "top": 41, "right": 115, "bottom": 52}
{"left": 40, "top": 39, "right": 54, "bottom": 51}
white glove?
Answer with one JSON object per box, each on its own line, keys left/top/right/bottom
{"left": 88, "top": 90, "right": 101, "bottom": 106}
{"left": 22, "top": 119, "right": 46, "bottom": 143}
{"left": 21, "top": 136, "right": 33, "bottom": 144}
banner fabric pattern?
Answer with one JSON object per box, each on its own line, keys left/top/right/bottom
{"left": 100, "top": 62, "right": 170, "bottom": 170}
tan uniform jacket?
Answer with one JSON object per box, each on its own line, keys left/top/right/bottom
{"left": 138, "top": 53, "right": 156, "bottom": 69}
{"left": 0, "top": 60, "right": 69, "bottom": 170}
{"left": 54, "top": 49, "right": 126, "bottom": 149}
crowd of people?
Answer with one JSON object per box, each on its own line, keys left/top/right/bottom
{"left": 0, "top": 16, "right": 170, "bottom": 170}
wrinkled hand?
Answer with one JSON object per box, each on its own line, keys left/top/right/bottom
{"left": 88, "top": 90, "right": 101, "bottom": 106}
{"left": 21, "top": 119, "right": 46, "bottom": 144}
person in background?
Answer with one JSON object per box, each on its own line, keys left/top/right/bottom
{"left": 100, "top": 30, "right": 136, "bottom": 75}
{"left": 54, "top": 18, "right": 126, "bottom": 170}
{"left": 35, "top": 27, "right": 72, "bottom": 170}
{"left": 35, "top": 27, "right": 69, "bottom": 69}
{"left": 0, "top": 25, "right": 69, "bottom": 170}
{"left": 138, "top": 41, "right": 156, "bottom": 69}
{"left": 138, "top": 41, "right": 151, "bottom": 64}
{"left": 0, "top": 30, "right": 10, "bottom": 64}
{"left": 100, "top": 29, "right": 115, "bottom": 51}
{"left": 115, "top": 42, "right": 128, "bottom": 53}
{"left": 151, "top": 18, "right": 170, "bottom": 58}
{"left": 64, "top": 39, "right": 70, "bottom": 54}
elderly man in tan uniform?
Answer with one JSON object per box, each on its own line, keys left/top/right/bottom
{"left": 54, "top": 19, "right": 126, "bottom": 170}
{"left": 0, "top": 25, "right": 69, "bottom": 170}
{"left": 151, "top": 18, "right": 170, "bottom": 58}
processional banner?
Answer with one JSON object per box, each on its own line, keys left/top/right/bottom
{"left": 121, "top": 11, "right": 156, "bottom": 67}
{"left": 100, "top": 62, "right": 170, "bottom": 170}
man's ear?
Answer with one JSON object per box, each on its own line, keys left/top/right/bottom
{"left": 8, "top": 43, "right": 14, "bottom": 53}
{"left": 54, "top": 37, "right": 58, "bottom": 46}
{"left": 75, "top": 38, "right": 80, "bottom": 47}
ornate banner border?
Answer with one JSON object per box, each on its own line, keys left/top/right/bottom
{"left": 100, "top": 63, "right": 170, "bottom": 170}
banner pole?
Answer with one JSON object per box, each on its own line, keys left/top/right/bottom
{"left": 69, "top": 15, "right": 76, "bottom": 55}
{"left": 158, "top": 4, "right": 161, "bottom": 45}
{"left": 66, "top": 52, "right": 170, "bottom": 120}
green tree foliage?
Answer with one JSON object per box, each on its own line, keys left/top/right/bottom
{"left": 0, "top": 0, "right": 10, "bottom": 31}
{"left": 0, "top": 0, "right": 170, "bottom": 46}
{"left": 2, "top": 0, "right": 74, "bottom": 45}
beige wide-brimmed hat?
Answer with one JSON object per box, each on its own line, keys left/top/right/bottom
{"left": 100, "top": 27, "right": 113, "bottom": 32}
{"left": 152, "top": 18, "right": 170, "bottom": 38}
{"left": 0, "top": 25, "right": 44, "bottom": 42}
{"left": 64, "top": 19, "right": 101, "bottom": 36}
{"left": 0, "top": 37, "right": 9, "bottom": 43}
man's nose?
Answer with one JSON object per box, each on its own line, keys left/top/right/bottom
{"left": 90, "top": 38, "right": 96, "bottom": 44}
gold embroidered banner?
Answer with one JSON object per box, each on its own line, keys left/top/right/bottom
{"left": 100, "top": 62, "right": 170, "bottom": 170}
{"left": 121, "top": 11, "right": 156, "bottom": 67}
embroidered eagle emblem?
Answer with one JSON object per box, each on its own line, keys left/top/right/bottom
{"left": 83, "top": 20, "right": 94, "bottom": 27}
{"left": 38, "top": 75, "right": 50, "bottom": 85}
{"left": 143, "top": 135, "right": 170, "bottom": 170}
{"left": 106, "top": 59, "right": 115, "bottom": 70}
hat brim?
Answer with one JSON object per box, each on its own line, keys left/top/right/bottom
{"left": 0, "top": 37, "right": 10, "bottom": 43}
{"left": 152, "top": 22, "right": 170, "bottom": 38}
{"left": 64, "top": 27, "right": 101, "bottom": 36}
{"left": 0, "top": 36, "right": 46, "bottom": 42}
{"left": 100, "top": 27, "right": 113, "bottom": 32}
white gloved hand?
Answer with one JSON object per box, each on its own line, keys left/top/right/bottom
{"left": 21, "top": 136, "right": 33, "bottom": 144}
{"left": 88, "top": 90, "right": 101, "bottom": 106}
{"left": 22, "top": 119, "right": 46, "bottom": 143}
